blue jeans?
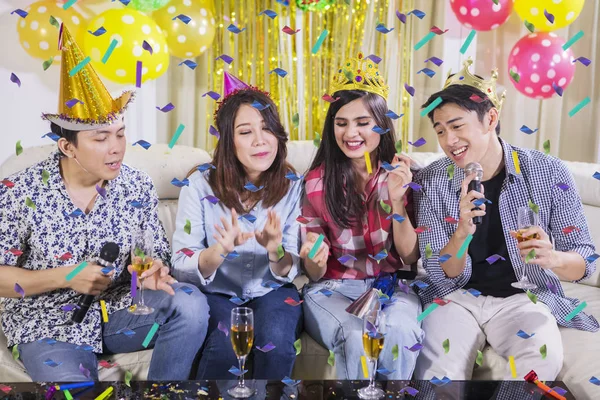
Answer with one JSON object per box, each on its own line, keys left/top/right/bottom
{"left": 196, "top": 284, "right": 303, "bottom": 380}
{"left": 302, "top": 279, "right": 424, "bottom": 380}
{"left": 18, "top": 283, "right": 209, "bottom": 382}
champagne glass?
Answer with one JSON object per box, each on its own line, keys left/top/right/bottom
{"left": 511, "top": 207, "right": 540, "bottom": 290}
{"left": 358, "top": 310, "right": 386, "bottom": 400}
{"left": 129, "top": 230, "right": 155, "bottom": 315}
{"left": 228, "top": 307, "right": 255, "bottom": 398}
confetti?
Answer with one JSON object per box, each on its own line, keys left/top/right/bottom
{"left": 431, "top": 376, "right": 451, "bottom": 386}
{"left": 217, "top": 321, "right": 229, "bottom": 336}
{"left": 66, "top": 261, "right": 88, "bottom": 281}
{"left": 42, "top": 57, "right": 55, "bottom": 71}
{"left": 42, "top": 132, "right": 60, "bottom": 141}
{"left": 395, "top": 139, "right": 403, "bottom": 154}
{"left": 550, "top": 387, "right": 567, "bottom": 396}
{"left": 562, "top": 226, "right": 580, "bottom": 235}
{"left": 404, "top": 343, "right": 423, "bottom": 352}
{"left": 124, "top": 370, "right": 132, "bottom": 387}
{"left": 178, "top": 286, "right": 194, "bottom": 295}
{"left": 589, "top": 377, "right": 600, "bottom": 385}
{"left": 49, "top": 15, "right": 60, "bottom": 29}
{"left": 88, "top": 26, "right": 106, "bottom": 36}
{"left": 366, "top": 54, "right": 382, "bottom": 64}
{"left": 308, "top": 234, "right": 325, "bottom": 260}
{"left": 101, "top": 40, "right": 118, "bottom": 64}
{"left": 318, "top": 288, "right": 333, "bottom": 297}
{"left": 25, "top": 196, "right": 36, "bottom": 210}
{"left": 486, "top": 254, "right": 505, "bottom": 264}
{"left": 512, "top": 151, "right": 521, "bottom": 174}
{"left": 322, "top": 94, "right": 340, "bottom": 103}
{"left": 445, "top": 216, "right": 458, "bottom": 224}
{"left": 509, "top": 356, "right": 517, "bottom": 378}
{"left": 171, "top": 178, "right": 190, "bottom": 188}
{"left": 207, "top": 125, "right": 220, "bottom": 139}
{"left": 262, "top": 280, "right": 284, "bottom": 290}
{"left": 132, "top": 140, "right": 152, "bottom": 149}
{"left": 282, "top": 26, "right": 300, "bottom": 35}
{"left": 142, "top": 40, "right": 153, "bottom": 55}
{"left": 563, "top": 30, "right": 584, "bottom": 51}
{"left": 385, "top": 110, "right": 402, "bottom": 119}
{"left": 291, "top": 112, "right": 300, "bottom": 128}
{"left": 258, "top": 9, "right": 277, "bottom": 19}
{"left": 251, "top": 100, "right": 270, "bottom": 110}
{"left": 456, "top": 234, "right": 473, "bottom": 258}
{"left": 376, "top": 367, "right": 396, "bottom": 375}
{"left": 285, "top": 171, "right": 303, "bottom": 182}
{"left": 381, "top": 162, "right": 398, "bottom": 171}
{"left": 379, "top": 199, "right": 391, "bottom": 214}
{"left": 117, "top": 328, "right": 136, "bottom": 337}
{"left": 281, "top": 377, "right": 301, "bottom": 387}
{"left": 476, "top": 350, "right": 483, "bottom": 366}
{"left": 546, "top": 281, "right": 558, "bottom": 294}
{"left": 425, "top": 56, "right": 444, "bottom": 67}
{"left": 172, "top": 14, "right": 191, "bottom": 24}
{"left": 337, "top": 254, "right": 357, "bottom": 265}
{"left": 460, "top": 30, "right": 477, "bottom": 54}
{"left": 79, "top": 363, "right": 90, "bottom": 379}
{"left": 142, "top": 322, "right": 160, "bottom": 348}
{"left": 516, "top": 328, "right": 535, "bottom": 339}
{"left": 415, "top": 226, "right": 430, "bottom": 234}
{"left": 63, "top": 0, "right": 78, "bottom": 9}
{"left": 312, "top": 29, "right": 329, "bottom": 54}
{"left": 197, "top": 163, "right": 216, "bottom": 172}
{"left": 56, "top": 252, "right": 73, "bottom": 261}
{"left": 256, "top": 342, "right": 276, "bottom": 353}
{"left": 0, "top": 384, "right": 12, "bottom": 394}
{"left": 572, "top": 57, "right": 591, "bottom": 66}
{"left": 372, "top": 125, "right": 390, "bottom": 135}
{"left": 399, "top": 387, "right": 419, "bottom": 396}
{"left": 215, "top": 55, "right": 233, "bottom": 65}
{"left": 269, "top": 67, "right": 288, "bottom": 77}
{"left": 361, "top": 356, "right": 369, "bottom": 378}
{"left": 95, "top": 387, "right": 114, "bottom": 400}
{"left": 509, "top": 69, "right": 521, "bottom": 83}
{"left": 396, "top": 10, "right": 406, "bottom": 23}
{"left": 11, "top": 9, "right": 28, "bottom": 18}
{"left": 95, "top": 184, "right": 105, "bottom": 199}
{"left": 526, "top": 289, "right": 538, "bottom": 304}
{"left": 408, "top": 9, "right": 426, "bottom": 19}
{"left": 177, "top": 248, "right": 195, "bottom": 258}
{"left": 294, "top": 338, "right": 301, "bottom": 355}
{"left": 228, "top": 366, "right": 247, "bottom": 377}
{"left": 63, "top": 208, "right": 84, "bottom": 218}
{"left": 220, "top": 251, "right": 240, "bottom": 261}
{"left": 409, "top": 137, "right": 427, "bottom": 147}
{"left": 594, "top": 173, "right": 600, "bottom": 181}
{"left": 227, "top": 24, "right": 246, "bottom": 34}
{"left": 284, "top": 297, "right": 303, "bottom": 306}
{"left": 44, "top": 359, "right": 63, "bottom": 367}
{"left": 417, "top": 67, "right": 436, "bottom": 78}
{"left": 430, "top": 26, "right": 449, "bottom": 35}
{"left": 424, "top": 244, "right": 433, "bottom": 259}
{"left": 131, "top": 271, "right": 137, "bottom": 299}
{"left": 11, "top": 345, "right": 19, "bottom": 361}
{"left": 469, "top": 94, "right": 485, "bottom": 103}
{"left": 473, "top": 198, "right": 492, "bottom": 207}
{"left": 417, "top": 303, "right": 439, "bottom": 322}
{"left": 404, "top": 83, "right": 415, "bottom": 97}
{"left": 421, "top": 97, "right": 442, "bottom": 117}
{"left": 14, "top": 283, "right": 25, "bottom": 298}
{"left": 525, "top": 249, "right": 536, "bottom": 264}
{"left": 442, "top": 338, "right": 450, "bottom": 353}
{"left": 524, "top": 20, "right": 535, "bottom": 33}
{"left": 178, "top": 60, "right": 198, "bottom": 70}
{"left": 375, "top": 23, "right": 394, "bottom": 34}
{"left": 100, "top": 300, "right": 108, "bottom": 323}
{"left": 520, "top": 125, "right": 538, "bottom": 135}
{"left": 10, "top": 73, "right": 21, "bottom": 87}
{"left": 439, "top": 254, "right": 452, "bottom": 263}
{"left": 66, "top": 98, "right": 83, "bottom": 108}
{"left": 542, "top": 9, "right": 555, "bottom": 24}
{"left": 565, "top": 301, "right": 587, "bottom": 321}
{"left": 244, "top": 182, "right": 264, "bottom": 192}
{"left": 552, "top": 82, "right": 564, "bottom": 97}
{"left": 569, "top": 96, "right": 591, "bottom": 117}
{"left": 387, "top": 214, "right": 406, "bottom": 224}
{"left": 202, "top": 195, "right": 220, "bottom": 204}
{"left": 556, "top": 182, "right": 569, "bottom": 191}
{"left": 364, "top": 151, "right": 373, "bottom": 174}
{"left": 240, "top": 214, "right": 257, "bottom": 223}
{"left": 368, "top": 249, "right": 388, "bottom": 262}
{"left": 168, "top": 123, "right": 185, "bottom": 149}
{"left": 228, "top": 296, "right": 246, "bottom": 306}
{"left": 465, "top": 288, "right": 482, "bottom": 297}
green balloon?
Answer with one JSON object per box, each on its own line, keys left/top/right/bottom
{"left": 130, "top": 0, "right": 172, "bottom": 12}
{"left": 295, "top": 0, "right": 336, "bottom": 12}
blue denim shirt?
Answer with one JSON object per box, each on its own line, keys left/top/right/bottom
{"left": 171, "top": 170, "right": 302, "bottom": 299}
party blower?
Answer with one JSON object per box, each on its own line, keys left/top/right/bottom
{"left": 524, "top": 370, "right": 566, "bottom": 400}
{"left": 346, "top": 273, "right": 397, "bottom": 319}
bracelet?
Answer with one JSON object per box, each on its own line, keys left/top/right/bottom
{"left": 269, "top": 250, "right": 285, "bottom": 263}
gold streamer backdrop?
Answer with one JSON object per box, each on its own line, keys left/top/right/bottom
{"left": 168, "top": 0, "right": 414, "bottom": 151}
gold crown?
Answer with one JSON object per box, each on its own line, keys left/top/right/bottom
{"left": 329, "top": 53, "right": 389, "bottom": 100}
{"left": 443, "top": 57, "right": 506, "bottom": 114}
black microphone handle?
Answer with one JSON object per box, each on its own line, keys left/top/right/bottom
{"left": 71, "top": 294, "right": 95, "bottom": 323}
{"left": 468, "top": 180, "right": 483, "bottom": 225}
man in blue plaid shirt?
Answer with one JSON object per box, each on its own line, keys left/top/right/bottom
{"left": 412, "top": 59, "right": 598, "bottom": 382}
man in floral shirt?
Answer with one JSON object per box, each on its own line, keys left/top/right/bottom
{"left": 0, "top": 26, "right": 208, "bottom": 382}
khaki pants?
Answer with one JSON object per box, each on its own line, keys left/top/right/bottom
{"left": 415, "top": 291, "right": 564, "bottom": 381}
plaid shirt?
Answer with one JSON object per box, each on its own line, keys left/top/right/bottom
{"left": 413, "top": 138, "right": 598, "bottom": 332}
{"left": 302, "top": 163, "right": 415, "bottom": 280}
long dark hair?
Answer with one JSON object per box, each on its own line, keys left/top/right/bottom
{"left": 308, "top": 90, "right": 396, "bottom": 229}
{"left": 188, "top": 89, "right": 294, "bottom": 213}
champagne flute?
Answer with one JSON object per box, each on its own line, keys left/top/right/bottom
{"left": 511, "top": 207, "right": 540, "bottom": 290}
{"left": 358, "top": 309, "right": 386, "bottom": 400}
{"left": 129, "top": 230, "right": 155, "bottom": 315}
{"left": 228, "top": 307, "right": 255, "bottom": 399}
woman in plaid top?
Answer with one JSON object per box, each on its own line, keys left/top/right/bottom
{"left": 299, "top": 54, "right": 424, "bottom": 380}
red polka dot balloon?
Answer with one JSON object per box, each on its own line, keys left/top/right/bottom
{"left": 508, "top": 32, "right": 575, "bottom": 99}
{"left": 449, "top": 0, "right": 514, "bottom": 31}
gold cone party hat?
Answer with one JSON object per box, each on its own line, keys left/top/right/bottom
{"left": 42, "top": 24, "right": 134, "bottom": 131}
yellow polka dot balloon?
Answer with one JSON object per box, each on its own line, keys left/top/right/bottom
{"left": 83, "top": 8, "right": 169, "bottom": 84}
{"left": 514, "top": 0, "right": 585, "bottom": 32}
{"left": 152, "top": 0, "right": 216, "bottom": 59}
{"left": 16, "top": 0, "right": 86, "bottom": 63}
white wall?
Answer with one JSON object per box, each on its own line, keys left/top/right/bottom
{"left": 0, "top": 0, "right": 158, "bottom": 167}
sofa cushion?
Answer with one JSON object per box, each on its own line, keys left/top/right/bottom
{"left": 471, "top": 282, "right": 600, "bottom": 400}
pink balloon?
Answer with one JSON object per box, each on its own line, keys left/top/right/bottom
{"left": 449, "top": 0, "right": 513, "bottom": 31}
{"left": 508, "top": 32, "right": 575, "bottom": 100}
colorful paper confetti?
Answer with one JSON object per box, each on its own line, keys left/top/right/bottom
{"left": 476, "top": 350, "right": 483, "bottom": 366}
{"left": 10, "top": 73, "right": 21, "bottom": 87}
{"left": 568, "top": 97, "right": 591, "bottom": 117}
{"left": 327, "top": 350, "right": 335, "bottom": 366}
{"left": 417, "top": 303, "right": 439, "bottom": 322}
{"left": 414, "top": 32, "right": 435, "bottom": 51}
{"left": 227, "top": 24, "right": 246, "bottom": 34}
{"left": 101, "top": 40, "right": 118, "bottom": 64}
{"left": 456, "top": 234, "right": 473, "bottom": 258}
{"left": 565, "top": 301, "right": 587, "bottom": 321}
{"left": 66, "top": 261, "right": 88, "bottom": 281}
{"left": 460, "top": 30, "right": 477, "bottom": 54}
{"left": 543, "top": 140, "right": 551, "bottom": 155}
{"left": 520, "top": 125, "right": 538, "bottom": 135}
{"left": 563, "top": 30, "right": 584, "bottom": 51}
{"left": 282, "top": 25, "right": 300, "bottom": 35}
{"left": 516, "top": 329, "right": 535, "bottom": 339}
{"left": 258, "top": 9, "right": 277, "bottom": 19}
{"left": 100, "top": 300, "right": 108, "bottom": 323}
{"left": 142, "top": 322, "right": 160, "bottom": 348}
{"left": 88, "top": 26, "right": 106, "bottom": 36}
{"left": 527, "top": 289, "right": 538, "bottom": 304}
{"left": 294, "top": 338, "right": 301, "bottom": 355}
{"left": 442, "top": 339, "right": 450, "bottom": 353}
{"left": 509, "top": 356, "right": 517, "bottom": 378}
{"left": 312, "top": 29, "right": 329, "bottom": 54}
{"left": 421, "top": 97, "right": 442, "bottom": 117}
{"left": 257, "top": 342, "right": 276, "bottom": 352}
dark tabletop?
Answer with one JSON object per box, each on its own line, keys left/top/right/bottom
{"left": 0, "top": 379, "right": 575, "bottom": 400}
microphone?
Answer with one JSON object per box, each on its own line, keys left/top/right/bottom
{"left": 71, "top": 242, "right": 120, "bottom": 324}
{"left": 465, "top": 162, "right": 484, "bottom": 225}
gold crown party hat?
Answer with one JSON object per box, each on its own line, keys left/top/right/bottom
{"left": 329, "top": 52, "right": 389, "bottom": 100}
{"left": 42, "top": 24, "right": 134, "bottom": 131}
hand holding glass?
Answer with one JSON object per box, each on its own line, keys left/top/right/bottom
{"left": 129, "top": 230, "right": 155, "bottom": 315}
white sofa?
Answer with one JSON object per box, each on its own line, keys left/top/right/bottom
{"left": 1, "top": 142, "right": 599, "bottom": 399}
